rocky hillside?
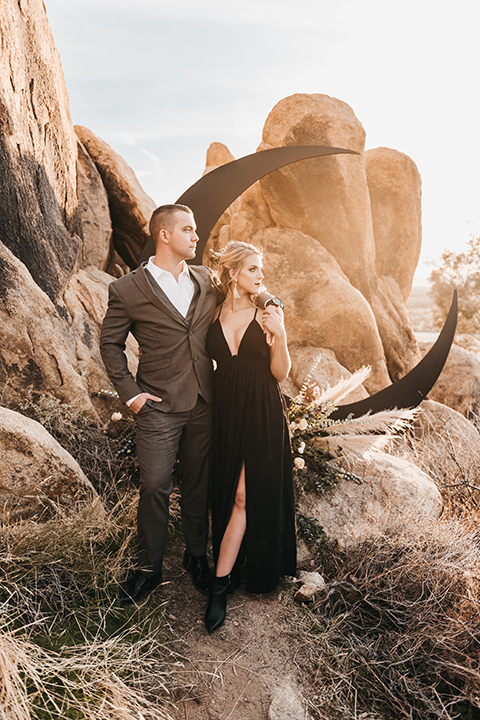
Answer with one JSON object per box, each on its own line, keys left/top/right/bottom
{"left": 1, "top": 0, "right": 428, "bottom": 414}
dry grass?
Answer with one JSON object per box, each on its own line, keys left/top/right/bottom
{"left": 4, "top": 393, "right": 480, "bottom": 718}
{"left": 0, "top": 625, "right": 173, "bottom": 720}
{"left": 0, "top": 494, "right": 180, "bottom": 719}
{"left": 294, "top": 518, "right": 480, "bottom": 720}
{"left": 393, "top": 403, "right": 480, "bottom": 519}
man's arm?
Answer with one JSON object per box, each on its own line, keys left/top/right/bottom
{"left": 100, "top": 282, "right": 144, "bottom": 404}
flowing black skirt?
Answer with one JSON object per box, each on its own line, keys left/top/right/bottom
{"left": 206, "top": 315, "right": 296, "bottom": 593}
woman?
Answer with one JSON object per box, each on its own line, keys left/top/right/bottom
{"left": 205, "top": 241, "right": 297, "bottom": 633}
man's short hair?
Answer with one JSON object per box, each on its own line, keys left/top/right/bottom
{"left": 149, "top": 204, "right": 193, "bottom": 244}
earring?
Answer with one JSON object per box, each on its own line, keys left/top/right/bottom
{"left": 233, "top": 279, "right": 241, "bottom": 300}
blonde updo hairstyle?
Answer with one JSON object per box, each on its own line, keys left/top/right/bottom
{"left": 217, "top": 241, "right": 262, "bottom": 301}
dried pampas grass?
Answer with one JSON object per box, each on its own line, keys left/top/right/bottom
{"left": 315, "top": 433, "right": 393, "bottom": 461}
{"left": 314, "top": 366, "right": 371, "bottom": 406}
{"left": 327, "top": 407, "right": 419, "bottom": 435}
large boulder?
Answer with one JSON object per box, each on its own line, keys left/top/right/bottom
{"left": 298, "top": 452, "right": 442, "bottom": 547}
{"left": 0, "top": 406, "right": 96, "bottom": 521}
{"left": 75, "top": 125, "right": 156, "bottom": 269}
{"left": 252, "top": 226, "right": 391, "bottom": 393}
{"left": 0, "top": 244, "right": 96, "bottom": 410}
{"left": 365, "top": 147, "right": 422, "bottom": 303}
{"left": 420, "top": 343, "right": 480, "bottom": 420}
{"left": 259, "top": 94, "right": 373, "bottom": 287}
{"left": 259, "top": 94, "right": 421, "bottom": 382}
{"left": 76, "top": 140, "right": 113, "bottom": 272}
{"left": 0, "top": 0, "right": 81, "bottom": 302}
{"left": 0, "top": 242, "right": 139, "bottom": 412}
{"left": 208, "top": 94, "right": 422, "bottom": 383}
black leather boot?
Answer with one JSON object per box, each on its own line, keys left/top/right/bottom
{"left": 205, "top": 575, "right": 229, "bottom": 633}
{"left": 183, "top": 550, "right": 213, "bottom": 595}
{"left": 118, "top": 569, "right": 163, "bottom": 607}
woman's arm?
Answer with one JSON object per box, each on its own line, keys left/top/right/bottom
{"left": 261, "top": 306, "right": 291, "bottom": 382}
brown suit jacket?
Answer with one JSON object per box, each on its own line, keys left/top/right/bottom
{"left": 100, "top": 263, "right": 220, "bottom": 413}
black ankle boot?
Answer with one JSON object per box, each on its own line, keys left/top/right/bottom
{"left": 205, "top": 575, "right": 229, "bottom": 633}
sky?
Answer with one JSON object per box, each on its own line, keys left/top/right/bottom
{"left": 44, "top": 0, "right": 480, "bottom": 284}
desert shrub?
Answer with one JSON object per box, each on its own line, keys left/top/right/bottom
{"left": 429, "top": 234, "right": 480, "bottom": 336}
{"left": 295, "top": 520, "right": 480, "bottom": 720}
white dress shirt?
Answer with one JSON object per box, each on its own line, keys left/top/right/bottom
{"left": 145, "top": 256, "right": 195, "bottom": 317}
{"left": 126, "top": 257, "right": 195, "bottom": 406}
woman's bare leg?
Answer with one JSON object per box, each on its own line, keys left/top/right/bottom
{"left": 215, "top": 464, "right": 246, "bottom": 577}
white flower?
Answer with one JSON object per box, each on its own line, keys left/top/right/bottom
{"left": 294, "top": 457, "right": 305, "bottom": 470}
{"left": 289, "top": 422, "right": 297, "bottom": 433}
{"left": 298, "top": 418, "right": 308, "bottom": 431}
{"left": 298, "top": 441, "right": 306, "bottom": 454}
{"left": 111, "top": 412, "right": 123, "bottom": 422}
{"left": 312, "top": 385, "right": 321, "bottom": 401}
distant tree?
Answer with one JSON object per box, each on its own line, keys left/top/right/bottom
{"left": 429, "top": 235, "right": 480, "bottom": 335}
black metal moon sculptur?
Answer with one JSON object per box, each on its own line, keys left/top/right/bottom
{"left": 140, "top": 145, "right": 457, "bottom": 417}
{"left": 329, "top": 290, "right": 457, "bottom": 420}
{"left": 139, "top": 145, "right": 359, "bottom": 264}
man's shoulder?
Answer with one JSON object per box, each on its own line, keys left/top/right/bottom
{"left": 189, "top": 264, "right": 212, "bottom": 280}
{"left": 190, "top": 265, "right": 223, "bottom": 298}
{"left": 108, "top": 264, "right": 145, "bottom": 291}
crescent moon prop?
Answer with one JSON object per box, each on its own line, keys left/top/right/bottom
{"left": 330, "top": 290, "right": 458, "bottom": 419}
{"left": 139, "top": 144, "right": 457, "bottom": 415}
{"left": 139, "top": 145, "right": 359, "bottom": 264}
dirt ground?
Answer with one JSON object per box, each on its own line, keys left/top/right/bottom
{"left": 151, "top": 539, "right": 313, "bottom": 720}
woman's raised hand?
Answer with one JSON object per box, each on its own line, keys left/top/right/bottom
{"left": 260, "top": 306, "right": 286, "bottom": 345}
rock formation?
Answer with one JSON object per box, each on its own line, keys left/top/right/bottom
{"left": 0, "top": 0, "right": 81, "bottom": 303}
{"left": 76, "top": 140, "right": 113, "bottom": 272}
{"left": 419, "top": 344, "right": 480, "bottom": 421}
{"left": 0, "top": 0, "right": 141, "bottom": 413}
{"left": 365, "top": 147, "right": 422, "bottom": 303}
{"left": 205, "top": 93, "right": 423, "bottom": 393}
{"left": 298, "top": 451, "right": 442, "bottom": 548}
{"left": 0, "top": 406, "right": 96, "bottom": 521}
{"left": 0, "top": 2, "right": 425, "bottom": 415}
{"left": 75, "top": 125, "right": 156, "bottom": 269}
{"left": 254, "top": 227, "right": 391, "bottom": 393}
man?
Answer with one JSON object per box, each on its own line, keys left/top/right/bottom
{"left": 100, "top": 204, "right": 220, "bottom": 605}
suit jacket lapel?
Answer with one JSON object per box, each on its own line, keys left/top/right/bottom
{"left": 132, "top": 264, "right": 188, "bottom": 326}
{"left": 189, "top": 266, "right": 208, "bottom": 327}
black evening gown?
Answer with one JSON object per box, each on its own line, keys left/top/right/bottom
{"left": 206, "top": 309, "right": 297, "bottom": 594}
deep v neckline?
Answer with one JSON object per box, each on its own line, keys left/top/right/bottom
{"left": 218, "top": 309, "right": 258, "bottom": 357}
